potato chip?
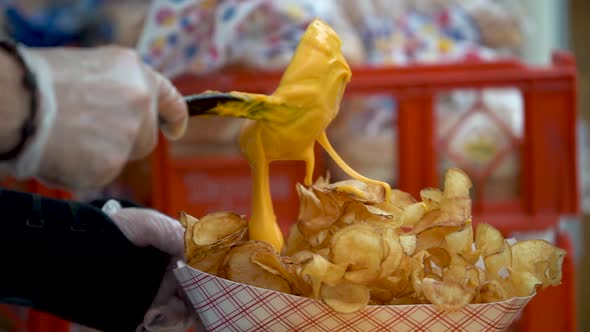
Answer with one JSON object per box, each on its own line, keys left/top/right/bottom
{"left": 188, "top": 248, "right": 229, "bottom": 275}
{"left": 464, "top": 266, "right": 484, "bottom": 289}
{"left": 389, "top": 189, "right": 418, "bottom": 208}
{"left": 484, "top": 240, "right": 512, "bottom": 280}
{"left": 331, "top": 224, "right": 383, "bottom": 283}
{"left": 410, "top": 250, "right": 430, "bottom": 298}
{"left": 220, "top": 241, "right": 292, "bottom": 293}
{"left": 297, "top": 184, "right": 340, "bottom": 236}
{"left": 422, "top": 278, "right": 475, "bottom": 312}
{"left": 420, "top": 188, "right": 443, "bottom": 210}
{"left": 399, "top": 234, "right": 417, "bottom": 256}
{"left": 309, "top": 230, "right": 332, "bottom": 248}
{"left": 314, "top": 173, "right": 331, "bottom": 187}
{"left": 335, "top": 201, "right": 359, "bottom": 225}
{"left": 315, "top": 247, "right": 331, "bottom": 259}
{"left": 426, "top": 247, "right": 451, "bottom": 269}
{"left": 192, "top": 212, "right": 247, "bottom": 248}
{"left": 415, "top": 226, "right": 462, "bottom": 253}
{"left": 182, "top": 211, "right": 248, "bottom": 273}
{"left": 510, "top": 240, "right": 566, "bottom": 287}
{"left": 506, "top": 269, "right": 543, "bottom": 297}
{"left": 413, "top": 169, "right": 472, "bottom": 234}
{"left": 372, "top": 255, "right": 414, "bottom": 299}
{"left": 411, "top": 210, "right": 442, "bottom": 234}
{"left": 321, "top": 281, "right": 370, "bottom": 314}
{"left": 423, "top": 169, "right": 472, "bottom": 230}
{"left": 372, "top": 200, "right": 405, "bottom": 219}
{"left": 475, "top": 223, "right": 504, "bottom": 257}
{"left": 366, "top": 204, "right": 395, "bottom": 217}
{"left": 180, "top": 212, "right": 200, "bottom": 261}
{"left": 370, "top": 288, "right": 394, "bottom": 304}
{"left": 252, "top": 248, "right": 308, "bottom": 295}
{"left": 290, "top": 250, "right": 314, "bottom": 264}
{"left": 400, "top": 202, "right": 427, "bottom": 227}
{"left": 443, "top": 264, "right": 466, "bottom": 284}
{"left": 322, "top": 179, "right": 385, "bottom": 204}
{"left": 444, "top": 224, "right": 473, "bottom": 256}
{"left": 336, "top": 201, "right": 397, "bottom": 230}
{"left": 301, "top": 254, "right": 345, "bottom": 298}
{"left": 284, "top": 224, "right": 311, "bottom": 256}
{"left": 178, "top": 212, "right": 189, "bottom": 228}
{"left": 379, "top": 227, "right": 404, "bottom": 279}
{"left": 476, "top": 280, "right": 506, "bottom": 303}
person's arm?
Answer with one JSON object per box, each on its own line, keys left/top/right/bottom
{"left": 0, "top": 188, "right": 170, "bottom": 331}
{"left": 0, "top": 45, "right": 32, "bottom": 155}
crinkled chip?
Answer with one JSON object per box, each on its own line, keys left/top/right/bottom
{"left": 331, "top": 224, "right": 383, "bottom": 283}
{"left": 301, "top": 254, "right": 345, "bottom": 298}
{"left": 187, "top": 247, "right": 228, "bottom": 275}
{"left": 379, "top": 227, "right": 404, "bottom": 279}
{"left": 284, "top": 224, "right": 311, "bottom": 256}
{"left": 400, "top": 202, "right": 427, "bottom": 227}
{"left": 183, "top": 211, "right": 247, "bottom": 274}
{"left": 399, "top": 234, "right": 417, "bottom": 256}
{"left": 438, "top": 169, "right": 472, "bottom": 228}
{"left": 506, "top": 269, "right": 543, "bottom": 297}
{"left": 322, "top": 179, "right": 385, "bottom": 204}
{"left": 192, "top": 212, "right": 247, "bottom": 248}
{"left": 416, "top": 226, "right": 462, "bottom": 253}
{"left": 426, "top": 247, "right": 451, "bottom": 269}
{"left": 337, "top": 201, "right": 396, "bottom": 230}
{"left": 475, "top": 223, "right": 504, "bottom": 257}
{"left": 389, "top": 189, "right": 418, "bottom": 208}
{"left": 476, "top": 280, "right": 506, "bottom": 303}
{"left": 321, "top": 281, "right": 370, "bottom": 314}
{"left": 180, "top": 212, "right": 200, "bottom": 261}
{"left": 510, "top": 240, "right": 566, "bottom": 287}
{"left": 410, "top": 250, "right": 430, "bottom": 298}
{"left": 220, "top": 241, "right": 292, "bottom": 293}
{"left": 484, "top": 240, "right": 512, "bottom": 280}
{"left": 380, "top": 255, "right": 414, "bottom": 298}
{"left": 420, "top": 188, "right": 443, "bottom": 210}
{"left": 297, "top": 184, "right": 340, "bottom": 236}
{"left": 290, "top": 250, "right": 314, "bottom": 264}
{"left": 252, "top": 249, "right": 309, "bottom": 295}
{"left": 422, "top": 278, "right": 475, "bottom": 312}
{"left": 444, "top": 224, "right": 473, "bottom": 256}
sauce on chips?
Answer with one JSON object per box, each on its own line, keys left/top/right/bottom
{"left": 208, "top": 19, "right": 391, "bottom": 251}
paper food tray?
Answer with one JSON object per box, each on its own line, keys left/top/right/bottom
{"left": 175, "top": 265, "right": 533, "bottom": 332}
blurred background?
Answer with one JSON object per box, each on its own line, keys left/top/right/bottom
{"left": 0, "top": 0, "right": 587, "bottom": 331}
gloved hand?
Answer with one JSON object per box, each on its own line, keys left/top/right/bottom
{"left": 102, "top": 200, "right": 192, "bottom": 332}
{"left": 2, "top": 45, "right": 188, "bottom": 190}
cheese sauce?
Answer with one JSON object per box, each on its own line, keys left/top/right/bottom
{"left": 209, "top": 19, "right": 391, "bottom": 251}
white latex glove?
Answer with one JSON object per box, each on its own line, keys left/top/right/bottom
{"left": 1, "top": 45, "right": 188, "bottom": 190}
{"left": 102, "top": 200, "right": 192, "bottom": 332}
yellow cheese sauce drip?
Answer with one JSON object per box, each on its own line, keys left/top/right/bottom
{"left": 208, "top": 19, "right": 391, "bottom": 251}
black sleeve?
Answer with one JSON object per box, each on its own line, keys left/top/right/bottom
{"left": 0, "top": 188, "right": 170, "bottom": 332}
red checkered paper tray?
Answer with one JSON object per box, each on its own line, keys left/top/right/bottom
{"left": 175, "top": 265, "right": 533, "bottom": 332}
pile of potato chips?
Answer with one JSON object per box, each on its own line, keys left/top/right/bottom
{"left": 181, "top": 168, "right": 565, "bottom": 314}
